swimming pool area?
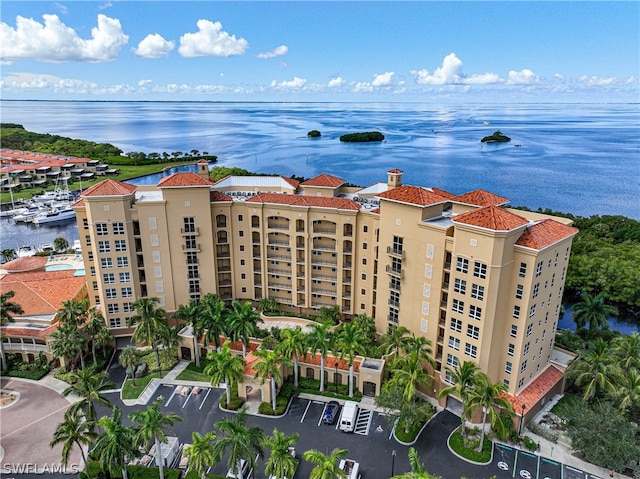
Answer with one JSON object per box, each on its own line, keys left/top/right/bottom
{"left": 73, "top": 269, "right": 86, "bottom": 276}
{"left": 45, "top": 264, "right": 73, "bottom": 272}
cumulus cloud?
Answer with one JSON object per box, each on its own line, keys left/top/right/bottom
{"left": 270, "top": 77, "right": 306, "bottom": 89}
{"left": 507, "top": 69, "right": 541, "bottom": 84}
{"left": 138, "top": 79, "right": 152, "bottom": 86}
{"left": 1, "top": 72, "right": 98, "bottom": 92}
{"left": 411, "top": 53, "right": 463, "bottom": 85}
{"left": 372, "top": 71, "right": 395, "bottom": 86}
{"left": 576, "top": 75, "right": 617, "bottom": 86}
{"left": 178, "top": 20, "right": 248, "bottom": 58}
{"left": 0, "top": 14, "right": 128, "bottom": 64}
{"left": 328, "top": 76, "right": 345, "bottom": 88}
{"left": 133, "top": 34, "right": 174, "bottom": 58}
{"left": 257, "top": 45, "right": 288, "bottom": 59}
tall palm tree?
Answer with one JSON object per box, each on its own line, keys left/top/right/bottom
{"left": 0, "top": 290, "right": 23, "bottom": 370}
{"left": 128, "top": 297, "right": 169, "bottom": 368}
{"left": 378, "top": 325, "right": 412, "bottom": 357}
{"left": 464, "top": 373, "right": 513, "bottom": 451}
{"left": 129, "top": 399, "right": 183, "bottom": 479}
{"left": 49, "top": 409, "right": 97, "bottom": 470}
{"left": 119, "top": 347, "right": 140, "bottom": 386}
{"left": 212, "top": 409, "right": 265, "bottom": 479}
{"left": 228, "top": 300, "right": 263, "bottom": 357}
{"left": 183, "top": 431, "right": 217, "bottom": 479}
{"left": 568, "top": 340, "right": 623, "bottom": 401}
{"left": 62, "top": 367, "right": 115, "bottom": 427}
{"left": 303, "top": 447, "right": 348, "bottom": 479}
{"left": 50, "top": 323, "right": 87, "bottom": 371}
{"left": 393, "top": 447, "right": 439, "bottom": 479}
{"left": 253, "top": 349, "right": 293, "bottom": 412}
{"left": 306, "top": 323, "right": 332, "bottom": 392}
{"left": 404, "top": 335, "right": 436, "bottom": 368}
{"left": 388, "top": 353, "right": 434, "bottom": 404}
{"left": 93, "top": 407, "right": 137, "bottom": 479}
{"left": 611, "top": 333, "right": 640, "bottom": 373}
{"left": 437, "top": 361, "right": 481, "bottom": 437}
{"left": 572, "top": 292, "right": 618, "bottom": 330}
{"left": 336, "top": 322, "right": 366, "bottom": 397}
{"left": 258, "top": 297, "right": 279, "bottom": 314}
{"left": 204, "top": 343, "right": 245, "bottom": 406}
{"left": 200, "top": 293, "right": 227, "bottom": 353}
{"left": 57, "top": 298, "right": 90, "bottom": 328}
{"left": 85, "top": 309, "right": 111, "bottom": 366}
{"left": 264, "top": 428, "right": 299, "bottom": 479}
{"left": 174, "top": 299, "right": 203, "bottom": 367}
{"left": 277, "top": 327, "right": 307, "bottom": 388}
{"left": 616, "top": 369, "right": 640, "bottom": 413}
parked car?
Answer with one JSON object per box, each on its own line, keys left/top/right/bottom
{"left": 322, "top": 400, "right": 340, "bottom": 425}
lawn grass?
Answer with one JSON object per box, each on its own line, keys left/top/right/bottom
{"left": 175, "top": 366, "right": 211, "bottom": 383}
{"left": 121, "top": 371, "right": 165, "bottom": 400}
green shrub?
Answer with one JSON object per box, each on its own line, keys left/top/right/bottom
{"left": 295, "top": 377, "right": 362, "bottom": 400}
{"left": 522, "top": 435, "right": 538, "bottom": 451}
{"left": 139, "top": 348, "right": 178, "bottom": 373}
{"left": 527, "top": 421, "right": 559, "bottom": 443}
{"left": 7, "top": 368, "right": 49, "bottom": 380}
{"left": 449, "top": 430, "right": 492, "bottom": 463}
{"left": 220, "top": 387, "right": 245, "bottom": 411}
{"left": 492, "top": 412, "right": 515, "bottom": 441}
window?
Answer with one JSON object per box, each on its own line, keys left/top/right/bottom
{"left": 392, "top": 236, "right": 403, "bottom": 254}
{"left": 115, "top": 240, "right": 127, "bottom": 252}
{"left": 526, "top": 324, "right": 533, "bottom": 337}
{"left": 362, "top": 258, "right": 367, "bottom": 266}
{"left": 520, "top": 360, "right": 528, "bottom": 373}
{"left": 238, "top": 230, "right": 244, "bottom": 237}
{"left": 388, "top": 308, "right": 399, "bottom": 325}
{"left": 505, "top": 361, "right": 512, "bottom": 374}
{"left": 121, "top": 287, "right": 133, "bottom": 298}
{"left": 92, "top": 281, "right": 98, "bottom": 291}
{"left": 112, "top": 222, "right": 125, "bottom": 235}
{"left": 467, "top": 325, "right": 479, "bottom": 340}
{"left": 103, "top": 273, "right": 115, "bottom": 284}
{"left": 186, "top": 252, "right": 198, "bottom": 264}
{"left": 238, "top": 214, "right": 244, "bottom": 222}
{"left": 515, "top": 284, "right": 524, "bottom": 299}
{"left": 444, "top": 370, "right": 454, "bottom": 385}
{"left": 117, "top": 256, "right": 129, "bottom": 268}
{"left": 513, "top": 305, "right": 521, "bottom": 319}
{"left": 454, "top": 278, "right": 467, "bottom": 294}
{"left": 183, "top": 217, "right": 196, "bottom": 233}
{"left": 363, "top": 242, "right": 368, "bottom": 250}
{"left": 519, "top": 262, "right": 527, "bottom": 278}
{"left": 119, "top": 272, "right": 131, "bottom": 283}
{"left": 469, "top": 305, "right": 482, "bottom": 320}
{"left": 82, "top": 218, "right": 89, "bottom": 229}
{"left": 471, "top": 284, "right": 484, "bottom": 300}
{"left": 551, "top": 273, "right": 556, "bottom": 287}
{"left": 452, "top": 299, "right": 464, "bottom": 314}
{"left": 98, "top": 241, "right": 110, "bottom": 253}
{"left": 449, "top": 336, "right": 460, "bottom": 350}
{"left": 105, "top": 288, "right": 117, "bottom": 299}
{"left": 85, "top": 235, "right": 92, "bottom": 246}
{"left": 464, "top": 343, "right": 477, "bottom": 358}
{"left": 446, "top": 354, "right": 459, "bottom": 368}
{"left": 523, "top": 342, "right": 530, "bottom": 355}
{"left": 101, "top": 258, "right": 113, "bottom": 269}
{"left": 96, "top": 223, "right": 108, "bottom": 235}
{"left": 189, "top": 280, "right": 200, "bottom": 294}
{"left": 90, "top": 266, "right": 96, "bottom": 276}
{"left": 87, "top": 251, "right": 94, "bottom": 261}
{"left": 107, "top": 304, "right": 119, "bottom": 314}
{"left": 510, "top": 325, "right": 518, "bottom": 337}
{"left": 450, "top": 318, "right": 462, "bottom": 333}
{"left": 363, "top": 225, "right": 368, "bottom": 233}
{"left": 109, "top": 317, "right": 121, "bottom": 328}
{"left": 456, "top": 257, "right": 469, "bottom": 274}
{"left": 508, "top": 343, "right": 515, "bottom": 356}
{"left": 240, "top": 259, "right": 245, "bottom": 266}
{"left": 185, "top": 236, "right": 197, "bottom": 249}
{"left": 123, "top": 302, "right": 133, "bottom": 312}
{"left": 533, "top": 283, "right": 540, "bottom": 298}
{"left": 529, "top": 304, "right": 537, "bottom": 318}
{"left": 473, "top": 262, "right": 487, "bottom": 279}
{"left": 535, "top": 261, "right": 543, "bottom": 277}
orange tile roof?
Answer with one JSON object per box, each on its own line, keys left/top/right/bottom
{"left": 246, "top": 193, "right": 361, "bottom": 211}
{"left": 72, "top": 198, "right": 85, "bottom": 207}
{"left": 502, "top": 365, "right": 564, "bottom": 412}
{"left": 210, "top": 191, "right": 233, "bottom": 202}
{"left": 301, "top": 352, "right": 361, "bottom": 373}
{"left": 431, "top": 187, "right": 456, "bottom": 199}
{"left": 0, "top": 270, "right": 86, "bottom": 316}
{"left": 453, "top": 205, "right": 529, "bottom": 231}
{"left": 453, "top": 189, "right": 510, "bottom": 207}
{"left": 157, "top": 172, "right": 213, "bottom": 187}
{"left": 243, "top": 351, "right": 261, "bottom": 376}
{"left": 377, "top": 185, "right": 450, "bottom": 207}
{"left": 387, "top": 168, "right": 404, "bottom": 174}
{"left": 281, "top": 177, "right": 301, "bottom": 189}
{"left": 82, "top": 179, "right": 136, "bottom": 197}
{"left": 301, "top": 174, "right": 345, "bottom": 188}
{"left": 2, "top": 321, "right": 60, "bottom": 339}
{"left": 2, "top": 256, "right": 48, "bottom": 273}
{"left": 370, "top": 208, "right": 381, "bottom": 214}
{"left": 515, "top": 219, "right": 579, "bottom": 250}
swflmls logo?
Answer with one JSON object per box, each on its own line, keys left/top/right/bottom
{"left": 2, "top": 463, "right": 79, "bottom": 474}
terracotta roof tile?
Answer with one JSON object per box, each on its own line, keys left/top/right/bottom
{"left": 2, "top": 322, "right": 59, "bottom": 339}
{"left": 210, "top": 191, "right": 233, "bottom": 202}
{"left": 388, "top": 168, "right": 404, "bottom": 174}
{"left": 246, "top": 193, "right": 361, "bottom": 211}
{"left": 453, "top": 189, "right": 510, "bottom": 207}
{"left": 281, "top": 177, "right": 301, "bottom": 189}
{"left": 82, "top": 179, "right": 136, "bottom": 197}
{"left": 2, "top": 256, "right": 48, "bottom": 273}
{"left": 431, "top": 187, "right": 456, "bottom": 199}
{"left": 502, "top": 365, "right": 564, "bottom": 412}
{"left": 301, "top": 352, "right": 361, "bottom": 373}
{"left": 301, "top": 174, "right": 345, "bottom": 188}
{"left": 370, "top": 208, "right": 381, "bottom": 214}
{"left": 376, "top": 185, "right": 450, "bottom": 207}
{"left": 157, "top": 172, "right": 213, "bottom": 187}
{"left": 453, "top": 205, "right": 529, "bottom": 231}
{"left": 515, "top": 219, "right": 579, "bottom": 250}
{"left": 72, "top": 198, "right": 85, "bottom": 207}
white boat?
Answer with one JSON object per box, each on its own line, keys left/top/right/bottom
{"left": 33, "top": 187, "right": 74, "bottom": 204}
{"left": 73, "top": 239, "right": 82, "bottom": 253}
{"left": 32, "top": 206, "right": 76, "bottom": 225}
{"left": 12, "top": 205, "right": 45, "bottom": 223}
{"left": 17, "top": 245, "right": 36, "bottom": 257}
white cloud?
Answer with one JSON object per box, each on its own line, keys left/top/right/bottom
{"left": 99, "top": 2, "right": 113, "bottom": 10}
{"left": 464, "top": 73, "right": 501, "bottom": 85}
{"left": 138, "top": 79, "right": 152, "bottom": 86}
{"left": 0, "top": 14, "right": 128, "bottom": 64}
{"left": 328, "top": 76, "right": 345, "bottom": 88}
{"left": 133, "top": 34, "right": 175, "bottom": 58}
{"left": 1, "top": 72, "right": 98, "bottom": 92}
{"left": 507, "top": 69, "right": 541, "bottom": 84}
{"left": 178, "top": 20, "right": 248, "bottom": 58}
{"left": 353, "top": 82, "right": 373, "bottom": 93}
{"left": 257, "top": 45, "right": 288, "bottom": 59}
{"left": 411, "top": 53, "right": 463, "bottom": 85}
{"left": 270, "top": 77, "right": 306, "bottom": 89}
{"left": 576, "top": 75, "right": 617, "bottom": 86}
{"left": 372, "top": 71, "right": 395, "bottom": 86}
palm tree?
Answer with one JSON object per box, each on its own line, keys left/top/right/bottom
{"left": 183, "top": 431, "right": 217, "bottom": 478}
{"left": 464, "top": 373, "right": 513, "bottom": 451}
{"left": 212, "top": 409, "right": 265, "bottom": 479}
{"left": 303, "top": 447, "right": 348, "bottom": 479}
{"left": 54, "top": 236, "right": 69, "bottom": 252}
{"left": 567, "top": 340, "right": 623, "bottom": 401}
{"left": 85, "top": 309, "right": 111, "bottom": 366}
{"left": 616, "top": 369, "right": 640, "bottom": 413}
{"left": 306, "top": 323, "right": 332, "bottom": 392}
{"left": 200, "top": 293, "right": 227, "bottom": 353}
{"left": 58, "top": 298, "right": 90, "bottom": 328}
{"left": 253, "top": 349, "right": 293, "bottom": 412}
{"left": 336, "top": 322, "right": 366, "bottom": 397}
{"left": 93, "top": 407, "right": 137, "bottom": 479}
{"left": 258, "top": 297, "right": 279, "bottom": 314}
{"left": 378, "top": 325, "right": 412, "bottom": 357}
{"left": 130, "top": 399, "right": 183, "bottom": 479}
{"left": 393, "top": 447, "right": 439, "bottom": 479}
{"left": 277, "top": 327, "right": 307, "bottom": 388}
{"left": 128, "top": 297, "right": 169, "bottom": 368}
{"left": 0, "top": 290, "right": 23, "bottom": 370}
{"left": 119, "top": 347, "right": 140, "bottom": 386}
{"left": 403, "top": 335, "right": 436, "bottom": 368}
{"left": 611, "top": 333, "right": 640, "bottom": 373}
{"left": 572, "top": 292, "right": 618, "bottom": 330}
{"left": 62, "top": 367, "right": 116, "bottom": 427}
{"left": 318, "top": 305, "right": 341, "bottom": 325}
{"left": 174, "top": 299, "right": 203, "bottom": 367}
{"left": 1, "top": 248, "right": 16, "bottom": 263}
{"left": 49, "top": 409, "right": 97, "bottom": 470}
{"left": 264, "top": 428, "right": 299, "bottom": 479}
{"left": 50, "top": 323, "right": 87, "bottom": 371}
{"left": 228, "top": 300, "right": 263, "bottom": 357}
{"left": 388, "top": 353, "right": 434, "bottom": 404}
{"left": 437, "top": 361, "right": 481, "bottom": 437}
{"left": 204, "top": 343, "right": 245, "bottom": 405}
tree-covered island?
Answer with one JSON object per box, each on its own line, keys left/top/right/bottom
{"left": 307, "top": 130, "right": 321, "bottom": 138}
{"left": 339, "top": 131, "right": 385, "bottom": 143}
{"left": 481, "top": 131, "right": 511, "bottom": 143}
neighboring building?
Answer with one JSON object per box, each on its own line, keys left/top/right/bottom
{"left": 72, "top": 167, "right": 577, "bottom": 411}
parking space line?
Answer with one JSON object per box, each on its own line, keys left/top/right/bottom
{"left": 301, "top": 399, "right": 311, "bottom": 423}
{"left": 318, "top": 403, "right": 328, "bottom": 426}
{"left": 165, "top": 388, "right": 177, "bottom": 407}
{"left": 182, "top": 392, "right": 191, "bottom": 408}
{"left": 200, "top": 388, "right": 211, "bottom": 410}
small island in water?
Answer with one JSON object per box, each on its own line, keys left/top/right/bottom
{"left": 481, "top": 131, "right": 511, "bottom": 143}
{"left": 340, "top": 131, "right": 385, "bottom": 143}
{"left": 307, "top": 130, "right": 321, "bottom": 138}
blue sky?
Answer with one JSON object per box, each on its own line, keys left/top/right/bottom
{"left": 1, "top": 1, "right": 638, "bottom": 102}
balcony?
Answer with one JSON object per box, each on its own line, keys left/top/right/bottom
{"left": 313, "top": 227, "right": 336, "bottom": 235}
{"left": 267, "top": 254, "right": 291, "bottom": 261}
{"left": 3, "top": 341, "right": 48, "bottom": 352}
{"left": 182, "top": 244, "right": 200, "bottom": 252}
{"left": 385, "top": 265, "right": 403, "bottom": 277}
{"left": 312, "top": 245, "right": 336, "bottom": 252}
{"left": 389, "top": 281, "right": 401, "bottom": 292}
{"left": 311, "top": 259, "right": 338, "bottom": 267}
{"left": 342, "top": 262, "right": 352, "bottom": 269}
{"left": 268, "top": 222, "right": 289, "bottom": 231}
{"left": 386, "top": 246, "right": 405, "bottom": 258}
{"left": 268, "top": 240, "right": 290, "bottom": 246}
{"left": 388, "top": 299, "right": 400, "bottom": 308}
{"left": 181, "top": 227, "right": 200, "bottom": 235}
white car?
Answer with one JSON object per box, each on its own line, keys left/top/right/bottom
{"left": 227, "top": 458, "right": 253, "bottom": 479}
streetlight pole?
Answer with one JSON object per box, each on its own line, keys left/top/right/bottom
{"left": 391, "top": 450, "right": 397, "bottom": 478}
{"left": 519, "top": 404, "right": 527, "bottom": 436}
{"left": 335, "top": 363, "right": 339, "bottom": 393}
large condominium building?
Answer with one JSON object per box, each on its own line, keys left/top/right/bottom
{"left": 72, "top": 164, "right": 578, "bottom": 414}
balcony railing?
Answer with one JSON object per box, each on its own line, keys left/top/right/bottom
{"left": 181, "top": 227, "right": 200, "bottom": 235}
{"left": 388, "top": 299, "right": 400, "bottom": 308}
{"left": 313, "top": 227, "right": 336, "bottom": 235}
{"left": 182, "top": 244, "right": 200, "bottom": 252}
{"left": 268, "top": 223, "right": 289, "bottom": 230}
{"left": 386, "top": 246, "right": 405, "bottom": 258}
{"left": 389, "top": 281, "right": 401, "bottom": 292}
{"left": 385, "top": 265, "right": 403, "bottom": 277}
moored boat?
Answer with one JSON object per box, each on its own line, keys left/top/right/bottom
{"left": 32, "top": 206, "right": 76, "bottom": 225}
{"left": 17, "top": 245, "right": 36, "bottom": 257}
